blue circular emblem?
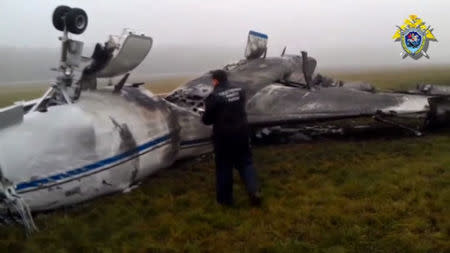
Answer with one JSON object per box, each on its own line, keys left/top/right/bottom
{"left": 404, "top": 31, "right": 422, "bottom": 49}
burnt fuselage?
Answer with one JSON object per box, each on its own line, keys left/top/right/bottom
{"left": 165, "top": 55, "right": 440, "bottom": 139}
{"left": 0, "top": 87, "right": 179, "bottom": 211}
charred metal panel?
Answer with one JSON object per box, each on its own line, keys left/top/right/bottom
{"left": 416, "top": 84, "right": 450, "bottom": 96}
{"left": 121, "top": 87, "right": 181, "bottom": 173}
{"left": 427, "top": 96, "right": 450, "bottom": 128}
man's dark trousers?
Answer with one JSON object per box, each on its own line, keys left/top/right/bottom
{"left": 213, "top": 133, "right": 259, "bottom": 205}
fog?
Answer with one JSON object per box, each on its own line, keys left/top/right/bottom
{"left": 0, "top": 0, "right": 449, "bottom": 84}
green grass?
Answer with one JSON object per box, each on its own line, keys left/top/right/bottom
{"left": 326, "top": 66, "right": 450, "bottom": 90}
{"left": 0, "top": 85, "right": 47, "bottom": 108}
{"left": 0, "top": 77, "right": 190, "bottom": 108}
{"left": 145, "top": 76, "right": 194, "bottom": 94}
{"left": 0, "top": 68, "right": 450, "bottom": 252}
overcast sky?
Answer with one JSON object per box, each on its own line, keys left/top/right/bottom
{"left": 0, "top": 0, "right": 449, "bottom": 67}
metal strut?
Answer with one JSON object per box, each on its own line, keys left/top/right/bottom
{"left": 0, "top": 186, "right": 38, "bottom": 235}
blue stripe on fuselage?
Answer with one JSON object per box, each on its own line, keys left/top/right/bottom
{"left": 249, "top": 30, "right": 268, "bottom": 39}
{"left": 15, "top": 134, "right": 171, "bottom": 192}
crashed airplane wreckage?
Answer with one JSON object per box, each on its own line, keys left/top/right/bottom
{"left": 0, "top": 6, "right": 180, "bottom": 232}
{"left": 166, "top": 31, "right": 450, "bottom": 140}
{"left": 1, "top": 7, "right": 450, "bottom": 232}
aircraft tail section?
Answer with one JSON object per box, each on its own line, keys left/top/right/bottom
{"left": 245, "top": 31, "right": 268, "bottom": 60}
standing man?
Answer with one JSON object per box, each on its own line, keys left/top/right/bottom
{"left": 202, "top": 69, "right": 262, "bottom": 206}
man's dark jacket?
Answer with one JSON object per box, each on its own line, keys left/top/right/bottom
{"left": 202, "top": 81, "right": 249, "bottom": 139}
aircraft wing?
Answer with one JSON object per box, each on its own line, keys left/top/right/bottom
{"left": 246, "top": 84, "right": 430, "bottom": 127}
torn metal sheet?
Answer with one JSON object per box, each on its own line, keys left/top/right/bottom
{"left": 1, "top": 16, "right": 450, "bottom": 234}
{"left": 166, "top": 30, "right": 450, "bottom": 143}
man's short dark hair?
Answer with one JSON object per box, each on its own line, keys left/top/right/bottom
{"left": 210, "top": 69, "right": 228, "bottom": 83}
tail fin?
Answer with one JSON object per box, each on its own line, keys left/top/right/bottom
{"left": 245, "top": 31, "right": 268, "bottom": 60}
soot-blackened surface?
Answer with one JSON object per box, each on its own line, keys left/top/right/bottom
{"left": 122, "top": 87, "right": 181, "bottom": 163}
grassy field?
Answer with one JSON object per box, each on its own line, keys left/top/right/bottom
{"left": 0, "top": 85, "right": 47, "bottom": 108}
{"left": 0, "top": 68, "right": 449, "bottom": 252}
{"left": 327, "top": 66, "right": 450, "bottom": 90}
{"left": 145, "top": 76, "right": 195, "bottom": 95}
{"left": 0, "top": 77, "right": 195, "bottom": 108}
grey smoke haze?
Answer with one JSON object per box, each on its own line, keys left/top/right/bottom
{"left": 0, "top": 0, "right": 449, "bottom": 83}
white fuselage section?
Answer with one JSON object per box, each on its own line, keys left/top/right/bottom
{"left": 0, "top": 87, "right": 212, "bottom": 212}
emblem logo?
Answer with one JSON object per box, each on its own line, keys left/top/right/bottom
{"left": 393, "top": 15, "right": 437, "bottom": 59}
